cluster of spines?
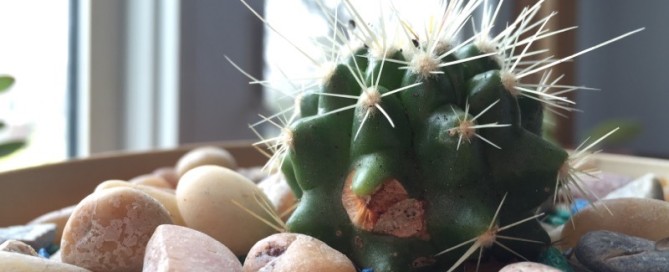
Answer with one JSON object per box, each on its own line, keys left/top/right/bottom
{"left": 237, "top": 0, "right": 639, "bottom": 204}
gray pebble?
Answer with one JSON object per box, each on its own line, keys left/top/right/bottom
{"left": 604, "top": 173, "right": 664, "bottom": 201}
{"left": 575, "top": 230, "right": 669, "bottom": 272}
{"left": 0, "top": 223, "right": 56, "bottom": 250}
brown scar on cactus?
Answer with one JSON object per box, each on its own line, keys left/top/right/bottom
{"left": 342, "top": 171, "right": 427, "bottom": 239}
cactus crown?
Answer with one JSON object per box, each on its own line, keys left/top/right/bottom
{"left": 234, "top": 0, "right": 642, "bottom": 271}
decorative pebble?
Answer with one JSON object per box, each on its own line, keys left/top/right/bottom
{"left": 237, "top": 166, "right": 270, "bottom": 183}
{"left": 538, "top": 247, "right": 574, "bottom": 272}
{"left": 95, "top": 179, "right": 185, "bottom": 225}
{"left": 499, "top": 262, "right": 561, "bottom": 272}
{"left": 559, "top": 198, "right": 669, "bottom": 250}
{"left": 152, "top": 167, "right": 179, "bottom": 188}
{"left": 540, "top": 222, "right": 564, "bottom": 244}
{"left": 27, "top": 205, "right": 76, "bottom": 245}
{"left": 570, "top": 198, "right": 589, "bottom": 214}
{"left": 176, "top": 165, "right": 276, "bottom": 256}
{"left": 575, "top": 230, "right": 669, "bottom": 272}
{"left": 0, "top": 240, "right": 38, "bottom": 257}
{"left": 544, "top": 205, "right": 571, "bottom": 226}
{"left": 143, "top": 224, "right": 242, "bottom": 272}
{"left": 61, "top": 187, "right": 172, "bottom": 272}
{"left": 569, "top": 172, "right": 634, "bottom": 201}
{"left": 604, "top": 173, "right": 664, "bottom": 200}
{"left": 38, "top": 247, "right": 50, "bottom": 258}
{"left": 658, "top": 177, "right": 669, "bottom": 201}
{"left": 0, "top": 251, "right": 91, "bottom": 272}
{"left": 50, "top": 250, "right": 62, "bottom": 262}
{"left": 175, "top": 146, "right": 238, "bottom": 178}
{"left": 257, "top": 173, "right": 297, "bottom": 220}
{"left": 656, "top": 237, "right": 669, "bottom": 251}
{"left": 37, "top": 243, "right": 59, "bottom": 258}
{"left": 0, "top": 223, "right": 56, "bottom": 250}
{"left": 129, "top": 174, "right": 173, "bottom": 189}
{"left": 243, "top": 233, "right": 356, "bottom": 272}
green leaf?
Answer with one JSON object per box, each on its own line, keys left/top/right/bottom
{"left": 582, "top": 119, "right": 643, "bottom": 146}
{"left": 0, "top": 76, "right": 15, "bottom": 93}
{"left": 0, "top": 121, "right": 5, "bottom": 130}
{"left": 0, "top": 140, "right": 26, "bottom": 157}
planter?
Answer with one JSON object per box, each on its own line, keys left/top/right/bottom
{"left": 2, "top": 142, "right": 669, "bottom": 271}
{"left": 2, "top": 142, "right": 667, "bottom": 228}
{"left": 0, "top": 141, "right": 266, "bottom": 227}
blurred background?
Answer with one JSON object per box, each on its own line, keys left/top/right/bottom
{"left": 0, "top": 0, "right": 665, "bottom": 172}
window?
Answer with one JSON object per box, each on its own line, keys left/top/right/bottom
{"left": 0, "top": 0, "right": 70, "bottom": 171}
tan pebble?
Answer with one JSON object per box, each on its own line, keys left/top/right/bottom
{"left": 0, "top": 251, "right": 91, "bottom": 272}
{"left": 153, "top": 167, "right": 179, "bottom": 188}
{"left": 130, "top": 174, "right": 173, "bottom": 189}
{"left": 661, "top": 177, "right": 669, "bottom": 201}
{"left": 175, "top": 146, "right": 237, "bottom": 179}
{"left": 0, "top": 240, "right": 38, "bottom": 256}
{"left": 559, "top": 198, "right": 669, "bottom": 249}
{"left": 243, "top": 233, "right": 356, "bottom": 272}
{"left": 656, "top": 237, "right": 669, "bottom": 251}
{"left": 95, "top": 180, "right": 185, "bottom": 225}
{"left": 143, "top": 224, "right": 242, "bottom": 272}
{"left": 27, "top": 205, "right": 76, "bottom": 245}
{"left": 176, "top": 165, "right": 276, "bottom": 256}
{"left": 238, "top": 166, "right": 270, "bottom": 183}
{"left": 499, "top": 261, "right": 561, "bottom": 272}
{"left": 61, "top": 187, "right": 172, "bottom": 272}
{"left": 257, "top": 173, "right": 297, "bottom": 221}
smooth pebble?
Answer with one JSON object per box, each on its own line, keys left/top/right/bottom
{"left": 499, "top": 261, "right": 561, "bottom": 272}
{"left": 143, "top": 224, "right": 242, "bottom": 272}
{"left": 95, "top": 180, "right": 184, "bottom": 225}
{"left": 559, "top": 198, "right": 669, "bottom": 249}
{"left": 175, "top": 146, "right": 237, "bottom": 178}
{"left": 604, "top": 173, "right": 664, "bottom": 200}
{"left": 176, "top": 165, "right": 276, "bottom": 256}
{"left": 257, "top": 173, "right": 296, "bottom": 220}
{"left": 243, "top": 233, "right": 356, "bottom": 272}
{"left": 61, "top": 187, "right": 172, "bottom": 272}
{"left": 0, "top": 251, "right": 91, "bottom": 272}
{"left": 575, "top": 230, "right": 669, "bottom": 272}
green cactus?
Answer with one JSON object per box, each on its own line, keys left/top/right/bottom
{"left": 238, "top": 0, "right": 642, "bottom": 271}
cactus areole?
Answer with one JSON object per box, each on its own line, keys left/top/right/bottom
{"left": 241, "top": 0, "right": 642, "bottom": 271}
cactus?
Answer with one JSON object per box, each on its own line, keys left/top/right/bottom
{"left": 236, "top": 0, "right": 642, "bottom": 271}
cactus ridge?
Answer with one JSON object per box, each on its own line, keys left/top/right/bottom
{"left": 234, "top": 0, "right": 643, "bottom": 271}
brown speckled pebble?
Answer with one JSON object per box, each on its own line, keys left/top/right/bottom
{"left": 61, "top": 187, "right": 172, "bottom": 272}
{"left": 499, "top": 262, "right": 561, "bottom": 272}
{"left": 243, "top": 233, "right": 356, "bottom": 272}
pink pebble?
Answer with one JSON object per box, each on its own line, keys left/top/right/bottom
{"left": 143, "top": 224, "right": 242, "bottom": 272}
